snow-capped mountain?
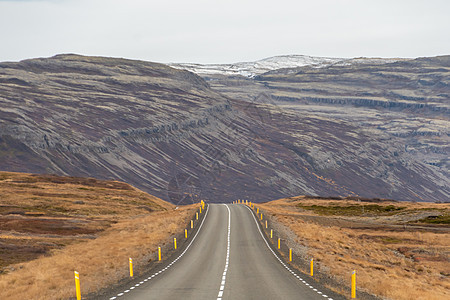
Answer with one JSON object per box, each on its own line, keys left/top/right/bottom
{"left": 169, "top": 55, "right": 408, "bottom": 78}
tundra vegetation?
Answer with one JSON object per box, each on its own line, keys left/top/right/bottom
{"left": 259, "top": 196, "right": 450, "bottom": 300}
{"left": 0, "top": 171, "right": 197, "bottom": 299}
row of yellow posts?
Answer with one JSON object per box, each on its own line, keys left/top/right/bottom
{"left": 74, "top": 201, "right": 206, "bottom": 299}
{"left": 240, "top": 201, "right": 357, "bottom": 299}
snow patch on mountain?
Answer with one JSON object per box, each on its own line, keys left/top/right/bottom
{"left": 169, "top": 55, "right": 409, "bottom": 78}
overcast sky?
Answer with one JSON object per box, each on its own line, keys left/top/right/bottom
{"left": 1, "top": 0, "right": 449, "bottom": 64}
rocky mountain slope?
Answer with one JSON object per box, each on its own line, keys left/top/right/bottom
{"left": 0, "top": 54, "right": 448, "bottom": 203}
{"left": 185, "top": 55, "right": 449, "bottom": 202}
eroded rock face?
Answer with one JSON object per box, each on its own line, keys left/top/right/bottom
{"left": 0, "top": 54, "right": 448, "bottom": 203}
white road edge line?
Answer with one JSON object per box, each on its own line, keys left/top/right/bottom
{"left": 243, "top": 205, "right": 334, "bottom": 300}
{"left": 217, "top": 204, "right": 231, "bottom": 300}
{"left": 109, "top": 204, "right": 210, "bottom": 300}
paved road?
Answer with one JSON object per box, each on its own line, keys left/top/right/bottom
{"left": 111, "top": 204, "right": 338, "bottom": 300}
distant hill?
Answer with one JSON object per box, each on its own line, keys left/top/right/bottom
{"left": 170, "top": 54, "right": 409, "bottom": 78}
{"left": 0, "top": 54, "right": 448, "bottom": 203}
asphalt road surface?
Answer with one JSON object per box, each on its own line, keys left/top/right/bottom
{"left": 109, "top": 204, "right": 339, "bottom": 300}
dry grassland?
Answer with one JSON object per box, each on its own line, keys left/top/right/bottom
{"left": 258, "top": 196, "right": 449, "bottom": 300}
{"left": 0, "top": 171, "right": 196, "bottom": 299}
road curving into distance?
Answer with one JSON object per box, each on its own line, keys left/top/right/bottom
{"left": 106, "top": 204, "right": 343, "bottom": 300}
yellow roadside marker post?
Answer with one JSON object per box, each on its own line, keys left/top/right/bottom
{"left": 191, "top": 220, "right": 193, "bottom": 229}
{"left": 278, "top": 238, "right": 280, "bottom": 249}
{"left": 351, "top": 270, "right": 356, "bottom": 298}
{"left": 265, "top": 220, "right": 268, "bottom": 228}
{"left": 310, "top": 259, "right": 314, "bottom": 276}
{"left": 158, "top": 247, "right": 162, "bottom": 261}
{"left": 196, "top": 212, "right": 198, "bottom": 220}
{"left": 129, "top": 258, "right": 133, "bottom": 277}
{"left": 260, "top": 213, "right": 263, "bottom": 220}
{"left": 270, "top": 229, "right": 273, "bottom": 238}
{"left": 185, "top": 229, "right": 188, "bottom": 238}
{"left": 74, "top": 271, "right": 81, "bottom": 300}
{"left": 257, "top": 208, "right": 259, "bottom": 214}
{"left": 289, "top": 249, "right": 292, "bottom": 262}
{"left": 200, "top": 206, "right": 202, "bottom": 213}
{"left": 174, "top": 238, "right": 177, "bottom": 250}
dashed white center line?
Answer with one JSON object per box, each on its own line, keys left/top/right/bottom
{"left": 217, "top": 204, "right": 231, "bottom": 300}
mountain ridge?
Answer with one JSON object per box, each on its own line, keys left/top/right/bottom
{"left": 169, "top": 54, "right": 410, "bottom": 78}
{"left": 0, "top": 54, "right": 448, "bottom": 203}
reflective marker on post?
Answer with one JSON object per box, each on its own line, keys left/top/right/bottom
{"left": 265, "top": 220, "right": 268, "bottom": 228}
{"left": 74, "top": 271, "right": 81, "bottom": 300}
{"left": 270, "top": 229, "right": 273, "bottom": 238}
{"left": 174, "top": 238, "right": 177, "bottom": 250}
{"left": 158, "top": 247, "right": 162, "bottom": 261}
{"left": 278, "top": 238, "right": 280, "bottom": 249}
{"left": 310, "top": 258, "right": 314, "bottom": 276}
{"left": 185, "top": 229, "right": 188, "bottom": 238}
{"left": 129, "top": 258, "right": 133, "bottom": 277}
{"left": 289, "top": 249, "right": 292, "bottom": 262}
{"left": 351, "top": 270, "right": 356, "bottom": 298}
{"left": 196, "top": 212, "right": 198, "bottom": 220}
{"left": 191, "top": 220, "right": 193, "bottom": 229}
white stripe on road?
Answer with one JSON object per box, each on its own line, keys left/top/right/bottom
{"left": 217, "top": 204, "right": 231, "bottom": 300}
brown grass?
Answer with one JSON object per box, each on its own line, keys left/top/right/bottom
{"left": 0, "top": 207, "right": 196, "bottom": 299}
{"left": 0, "top": 171, "right": 173, "bottom": 269}
{"left": 258, "top": 196, "right": 450, "bottom": 300}
{"left": 0, "top": 171, "right": 197, "bottom": 299}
